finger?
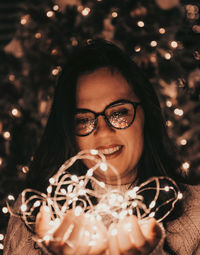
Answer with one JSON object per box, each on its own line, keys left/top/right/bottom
{"left": 35, "top": 205, "right": 52, "bottom": 239}
{"left": 139, "top": 218, "right": 162, "bottom": 247}
{"left": 108, "top": 223, "right": 120, "bottom": 255}
{"left": 126, "top": 216, "right": 150, "bottom": 253}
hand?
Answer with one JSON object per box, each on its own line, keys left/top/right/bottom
{"left": 107, "top": 215, "right": 162, "bottom": 255}
{"left": 35, "top": 206, "right": 108, "bottom": 255}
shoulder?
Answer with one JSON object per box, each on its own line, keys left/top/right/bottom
{"left": 165, "top": 184, "right": 200, "bottom": 254}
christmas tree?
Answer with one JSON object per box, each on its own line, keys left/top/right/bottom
{"left": 0, "top": 0, "right": 200, "bottom": 252}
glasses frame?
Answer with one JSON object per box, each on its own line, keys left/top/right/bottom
{"left": 75, "top": 99, "right": 141, "bottom": 136}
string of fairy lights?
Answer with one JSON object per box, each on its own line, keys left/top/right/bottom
{"left": 1, "top": 0, "right": 199, "bottom": 251}
{"left": 6, "top": 149, "right": 182, "bottom": 253}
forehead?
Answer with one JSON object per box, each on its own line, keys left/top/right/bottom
{"left": 76, "top": 67, "right": 138, "bottom": 110}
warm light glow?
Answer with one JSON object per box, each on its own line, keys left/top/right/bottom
{"left": 22, "top": 166, "right": 29, "bottom": 173}
{"left": 0, "top": 234, "right": 4, "bottom": 241}
{"left": 171, "top": 41, "right": 178, "bottom": 48}
{"left": 0, "top": 244, "right": 3, "bottom": 250}
{"left": 3, "top": 131, "right": 11, "bottom": 140}
{"left": 49, "top": 178, "right": 55, "bottom": 184}
{"left": 35, "top": 33, "right": 42, "bottom": 39}
{"left": 20, "top": 16, "right": 28, "bottom": 25}
{"left": 9, "top": 74, "right": 15, "bottom": 81}
{"left": 134, "top": 46, "right": 141, "bottom": 52}
{"left": 21, "top": 204, "right": 27, "bottom": 212}
{"left": 52, "top": 68, "right": 59, "bottom": 76}
{"left": 53, "top": 5, "right": 59, "bottom": 11}
{"left": 182, "top": 162, "right": 190, "bottom": 170}
{"left": 178, "top": 193, "right": 183, "bottom": 199}
{"left": 166, "top": 100, "right": 172, "bottom": 107}
{"left": 180, "top": 139, "right": 187, "bottom": 146}
{"left": 174, "top": 108, "right": 184, "bottom": 116}
{"left": 137, "top": 21, "right": 144, "bottom": 27}
{"left": 159, "top": 28, "right": 166, "bottom": 34}
{"left": 150, "top": 40, "right": 157, "bottom": 47}
{"left": 166, "top": 120, "right": 173, "bottom": 127}
{"left": 82, "top": 7, "right": 90, "bottom": 16}
{"left": 2, "top": 207, "right": 8, "bottom": 214}
{"left": 112, "top": 12, "right": 118, "bottom": 18}
{"left": 11, "top": 108, "right": 21, "bottom": 117}
{"left": 0, "top": 157, "right": 3, "bottom": 166}
{"left": 46, "top": 11, "right": 54, "bottom": 18}
{"left": 100, "top": 162, "right": 108, "bottom": 171}
{"left": 164, "top": 53, "right": 172, "bottom": 60}
{"left": 8, "top": 195, "right": 15, "bottom": 200}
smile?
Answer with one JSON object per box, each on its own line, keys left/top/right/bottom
{"left": 97, "top": 145, "right": 123, "bottom": 159}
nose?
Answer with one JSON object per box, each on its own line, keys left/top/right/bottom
{"left": 93, "top": 115, "right": 115, "bottom": 136}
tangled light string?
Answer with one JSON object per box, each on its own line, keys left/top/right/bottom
{"left": 8, "top": 149, "right": 182, "bottom": 250}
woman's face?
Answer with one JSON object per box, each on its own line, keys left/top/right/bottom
{"left": 76, "top": 67, "right": 144, "bottom": 185}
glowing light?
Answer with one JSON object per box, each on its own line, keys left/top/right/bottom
{"left": 20, "top": 16, "right": 28, "bottom": 25}
{"left": 149, "top": 201, "right": 156, "bottom": 209}
{"left": 112, "top": 12, "right": 118, "bottom": 18}
{"left": 2, "top": 207, "right": 8, "bottom": 214}
{"left": 72, "top": 175, "right": 79, "bottom": 182}
{"left": 0, "top": 234, "right": 4, "bottom": 241}
{"left": 35, "top": 33, "right": 42, "bottom": 39}
{"left": 171, "top": 41, "right": 178, "bottom": 48}
{"left": 150, "top": 41, "right": 157, "bottom": 47}
{"left": 52, "top": 68, "right": 59, "bottom": 76}
{"left": 46, "top": 11, "right": 54, "bottom": 18}
{"left": 43, "top": 235, "right": 51, "bottom": 242}
{"left": 21, "top": 204, "right": 27, "bottom": 212}
{"left": 9, "top": 74, "right": 15, "bottom": 81}
{"left": 0, "top": 157, "right": 3, "bottom": 166}
{"left": 3, "top": 131, "right": 10, "bottom": 140}
{"left": 47, "top": 186, "right": 52, "bottom": 193}
{"left": 134, "top": 46, "right": 141, "bottom": 52}
{"left": 182, "top": 162, "right": 190, "bottom": 170}
{"left": 100, "top": 162, "right": 108, "bottom": 171}
{"left": 174, "top": 108, "right": 184, "bottom": 116}
{"left": 180, "top": 139, "right": 187, "bottom": 146}
{"left": 75, "top": 206, "right": 83, "bottom": 216}
{"left": 11, "top": 108, "right": 21, "bottom": 117}
{"left": 166, "top": 120, "right": 173, "bottom": 127}
{"left": 49, "top": 178, "right": 55, "bottom": 184}
{"left": 33, "top": 201, "right": 41, "bottom": 208}
{"left": 159, "top": 28, "right": 166, "bottom": 34}
{"left": 90, "top": 149, "right": 98, "bottom": 155}
{"left": 149, "top": 212, "right": 155, "bottom": 218}
{"left": 51, "top": 49, "right": 58, "bottom": 55}
{"left": 164, "top": 53, "right": 172, "bottom": 60}
{"left": 8, "top": 195, "right": 15, "bottom": 200}
{"left": 178, "top": 193, "right": 183, "bottom": 199}
{"left": 137, "top": 21, "right": 144, "bottom": 27}
{"left": 82, "top": 7, "right": 90, "bottom": 16}
{"left": 164, "top": 186, "right": 169, "bottom": 192}
{"left": 22, "top": 166, "right": 29, "bottom": 173}
{"left": 166, "top": 100, "right": 172, "bottom": 107}
{"left": 53, "top": 5, "right": 59, "bottom": 11}
{"left": 0, "top": 244, "right": 3, "bottom": 250}
{"left": 111, "top": 228, "right": 118, "bottom": 236}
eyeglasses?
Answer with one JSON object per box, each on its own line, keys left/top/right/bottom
{"left": 74, "top": 99, "right": 141, "bottom": 136}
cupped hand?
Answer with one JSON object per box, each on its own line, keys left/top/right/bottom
{"left": 107, "top": 215, "right": 162, "bottom": 255}
{"left": 35, "top": 206, "right": 108, "bottom": 255}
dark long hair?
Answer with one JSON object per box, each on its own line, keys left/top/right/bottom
{"left": 27, "top": 39, "right": 182, "bottom": 192}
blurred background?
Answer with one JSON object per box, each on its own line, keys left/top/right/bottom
{"left": 0, "top": 0, "right": 200, "bottom": 252}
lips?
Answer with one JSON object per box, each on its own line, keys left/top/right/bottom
{"left": 96, "top": 145, "right": 123, "bottom": 159}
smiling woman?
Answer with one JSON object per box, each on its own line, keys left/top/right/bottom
{"left": 3, "top": 39, "right": 200, "bottom": 255}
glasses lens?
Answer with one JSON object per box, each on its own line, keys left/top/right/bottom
{"left": 75, "top": 112, "right": 95, "bottom": 136}
{"left": 106, "top": 103, "right": 135, "bottom": 129}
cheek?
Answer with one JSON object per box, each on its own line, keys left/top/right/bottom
{"left": 76, "top": 137, "right": 90, "bottom": 151}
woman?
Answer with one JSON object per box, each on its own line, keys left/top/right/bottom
{"left": 4, "top": 39, "right": 200, "bottom": 254}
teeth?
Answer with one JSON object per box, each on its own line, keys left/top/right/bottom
{"left": 99, "top": 146, "right": 121, "bottom": 155}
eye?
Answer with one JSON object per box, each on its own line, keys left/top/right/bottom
{"left": 110, "top": 108, "right": 129, "bottom": 117}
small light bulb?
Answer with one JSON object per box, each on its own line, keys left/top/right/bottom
{"left": 90, "top": 149, "right": 98, "bottom": 155}
{"left": 21, "top": 204, "right": 27, "bottom": 212}
{"left": 46, "top": 11, "right": 54, "bottom": 18}
{"left": 171, "top": 41, "right": 178, "bottom": 48}
{"left": 22, "top": 166, "right": 29, "bottom": 173}
{"left": 137, "top": 21, "right": 144, "bottom": 27}
{"left": 35, "top": 32, "right": 42, "bottom": 39}
{"left": 178, "top": 192, "right": 183, "bottom": 199}
{"left": 112, "top": 11, "right": 118, "bottom": 18}
{"left": 182, "top": 162, "right": 190, "bottom": 170}
{"left": 166, "top": 100, "right": 172, "bottom": 107}
{"left": 164, "top": 186, "right": 169, "bottom": 192}
{"left": 71, "top": 175, "right": 79, "bottom": 182}
{"left": 11, "top": 108, "right": 21, "bottom": 117}
{"left": 0, "top": 234, "right": 4, "bottom": 241}
{"left": 33, "top": 201, "right": 41, "bottom": 208}
{"left": 49, "top": 177, "right": 55, "bottom": 184}
{"left": 0, "top": 157, "right": 3, "bottom": 166}
{"left": 174, "top": 108, "right": 184, "bottom": 116}
{"left": 53, "top": 5, "right": 59, "bottom": 11}
{"left": 47, "top": 186, "right": 52, "bottom": 193}
{"left": 134, "top": 46, "right": 141, "bottom": 52}
{"left": 159, "top": 28, "right": 166, "bottom": 34}
{"left": 2, "top": 207, "right": 8, "bottom": 214}
{"left": 3, "top": 131, "right": 11, "bottom": 140}
{"left": 0, "top": 244, "right": 3, "bottom": 250}
{"left": 180, "top": 139, "right": 187, "bottom": 146}
{"left": 100, "top": 162, "right": 107, "bottom": 171}
{"left": 82, "top": 7, "right": 90, "bottom": 16}
{"left": 75, "top": 206, "right": 83, "bottom": 216}
{"left": 164, "top": 53, "right": 172, "bottom": 60}
{"left": 8, "top": 195, "right": 15, "bottom": 200}
{"left": 150, "top": 41, "right": 157, "bottom": 47}
{"left": 149, "top": 201, "right": 156, "bottom": 209}
{"left": 149, "top": 212, "right": 155, "bottom": 217}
